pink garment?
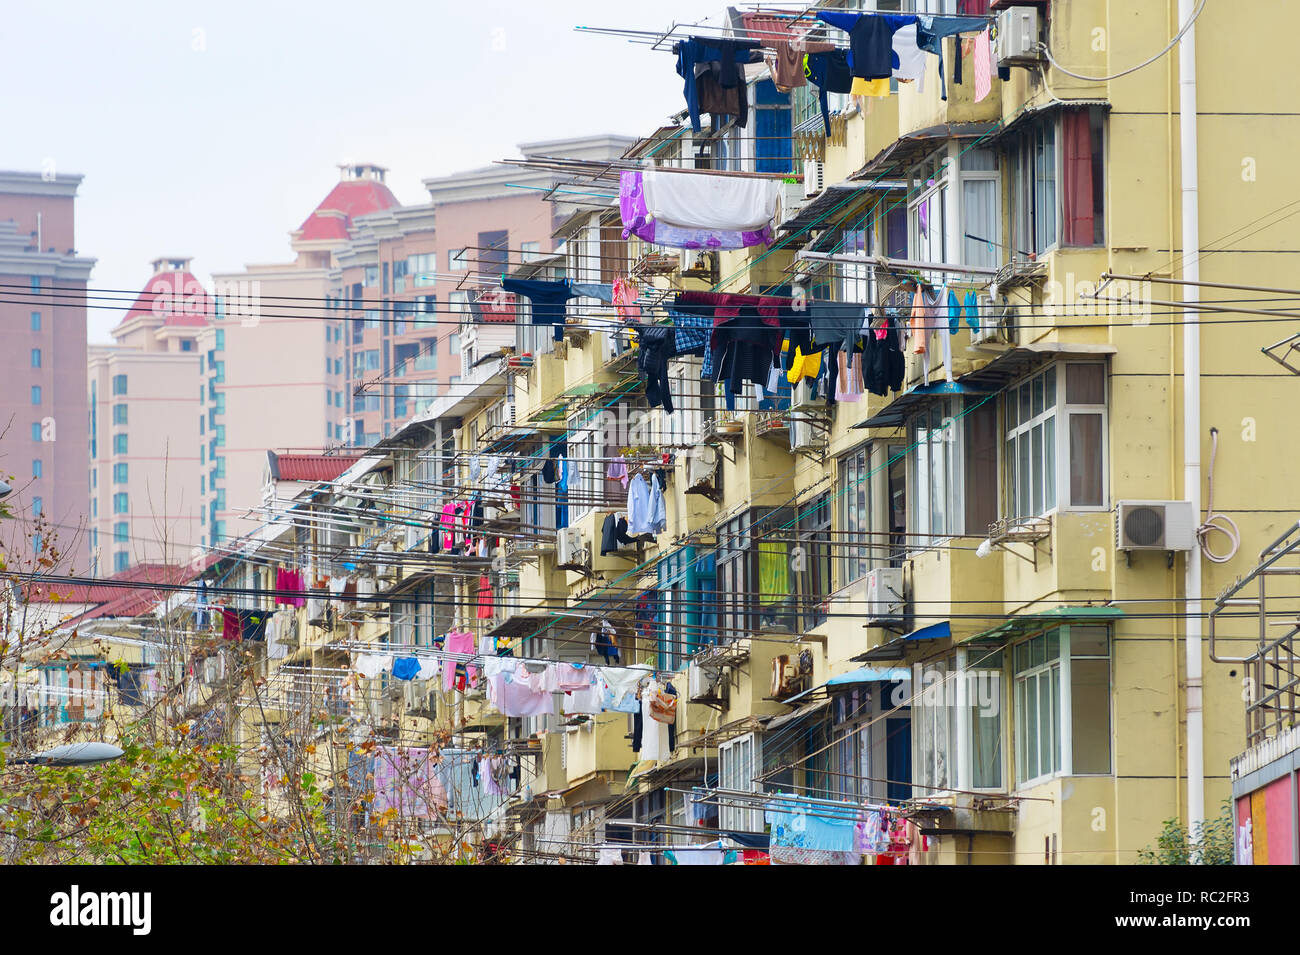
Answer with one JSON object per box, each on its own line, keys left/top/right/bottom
{"left": 371, "top": 747, "right": 445, "bottom": 818}
{"left": 607, "top": 459, "right": 629, "bottom": 489}
{"left": 973, "top": 27, "right": 992, "bottom": 103}
{"left": 488, "top": 663, "right": 554, "bottom": 717}
{"left": 440, "top": 502, "right": 458, "bottom": 550}
{"left": 556, "top": 663, "right": 594, "bottom": 692}
{"left": 443, "top": 630, "right": 477, "bottom": 691}
{"left": 275, "top": 568, "right": 306, "bottom": 608}
{"left": 613, "top": 277, "right": 641, "bottom": 322}
{"left": 834, "top": 351, "right": 862, "bottom": 403}
{"left": 909, "top": 285, "right": 929, "bottom": 355}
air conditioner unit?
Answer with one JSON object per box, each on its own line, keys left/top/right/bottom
{"left": 864, "top": 567, "right": 906, "bottom": 624}
{"left": 790, "top": 413, "right": 820, "bottom": 452}
{"left": 555, "top": 526, "right": 589, "bottom": 570}
{"left": 995, "top": 6, "right": 1041, "bottom": 66}
{"left": 686, "top": 444, "right": 718, "bottom": 489}
{"left": 789, "top": 379, "right": 824, "bottom": 411}
{"left": 1115, "top": 500, "right": 1196, "bottom": 552}
{"left": 688, "top": 662, "right": 729, "bottom": 702}
{"left": 803, "top": 159, "right": 825, "bottom": 199}
{"left": 970, "top": 302, "right": 1014, "bottom": 346}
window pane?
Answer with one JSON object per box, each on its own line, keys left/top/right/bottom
{"left": 1066, "top": 363, "right": 1105, "bottom": 404}
{"left": 1070, "top": 625, "right": 1109, "bottom": 657}
{"left": 1045, "top": 666, "right": 1060, "bottom": 775}
{"left": 1025, "top": 677, "right": 1039, "bottom": 780}
{"left": 1017, "top": 434, "right": 1030, "bottom": 517}
{"left": 1071, "top": 658, "right": 1112, "bottom": 774}
{"left": 1031, "top": 423, "right": 1043, "bottom": 514}
{"left": 1068, "top": 413, "right": 1103, "bottom": 506}
{"left": 1019, "top": 385, "right": 1031, "bottom": 428}
{"left": 1044, "top": 415, "right": 1057, "bottom": 511}
{"left": 1032, "top": 373, "right": 1044, "bottom": 417}
{"left": 1044, "top": 365, "right": 1057, "bottom": 408}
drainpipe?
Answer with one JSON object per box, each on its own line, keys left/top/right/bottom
{"left": 1178, "top": 0, "right": 1204, "bottom": 843}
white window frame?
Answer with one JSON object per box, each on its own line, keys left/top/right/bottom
{"left": 909, "top": 398, "right": 964, "bottom": 546}
{"left": 958, "top": 147, "right": 1002, "bottom": 269}
{"left": 907, "top": 149, "right": 950, "bottom": 266}
{"left": 1006, "top": 361, "right": 1109, "bottom": 518}
{"left": 448, "top": 248, "right": 467, "bottom": 271}
{"left": 838, "top": 443, "right": 872, "bottom": 586}
{"left": 719, "top": 732, "right": 763, "bottom": 833}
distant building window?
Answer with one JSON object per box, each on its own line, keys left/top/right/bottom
{"left": 32, "top": 497, "right": 42, "bottom": 517}
{"left": 214, "top": 425, "right": 226, "bottom": 447}
{"left": 114, "top": 434, "right": 128, "bottom": 454}
{"left": 114, "top": 521, "right": 128, "bottom": 543}
{"left": 114, "top": 492, "right": 129, "bottom": 514}
{"left": 215, "top": 457, "right": 226, "bottom": 478}
{"left": 30, "top": 348, "right": 41, "bottom": 368}
{"left": 31, "top": 422, "right": 41, "bottom": 442}
{"left": 181, "top": 339, "right": 194, "bottom": 352}
{"left": 212, "top": 361, "right": 225, "bottom": 382}
{"left": 31, "top": 276, "right": 41, "bottom": 292}
{"left": 215, "top": 329, "right": 225, "bottom": 350}
{"left": 449, "top": 249, "right": 467, "bottom": 271}
{"left": 30, "top": 311, "right": 41, "bottom": 331}
{"left": 114, "top": 551, "right": 130, "bottom": 572}
{"left": 215, "top": 393, "right": 225, "bottom": 414}
{"left": 32, "top": 459, "right": 42, "bottom": 478}
{"left": 113, "top": 404, "right": 128, "bottom": 425}
{"left": 215, "top": 489, "right": 226, "bottom": 511}
{"left": 449, "top": 333, "right": 461, "bottom": 355}
{"left": 363, "top": 265, "right": 378, "bottom": 287}
{"left": 31, "top": 385, "right": 41, "bottom": 405}
{"left": 91, "top": 469, "right": 97, "bottom": 488}
{"left": 113, "top": 463, "right": 128, "bottom": 483}
{"left": 112, "top": 374, "right": 128, "bottom": 396}
{"left": 521, "top": 241, "right": 541, "bottom": 263}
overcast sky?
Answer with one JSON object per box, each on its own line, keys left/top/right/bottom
{"left": 0, "top": 0, "right": 724, "bottom": 342}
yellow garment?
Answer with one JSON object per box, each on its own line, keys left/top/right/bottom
{"left": 758, "top": 541, "right": 790, "bottom": 607}
{"left": 851, "top": 77, "right": 890, "bottom": 97}
{"left": 786, "top": 347, "right": 823, "bottom": 384}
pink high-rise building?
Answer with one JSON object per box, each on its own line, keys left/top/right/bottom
{"left": 0, "top": 171, "right": 95, "bottom": 572}
{"left": 87, "top": 258, "right": 209, "bottom": 574}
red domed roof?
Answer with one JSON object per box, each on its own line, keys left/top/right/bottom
{"left": 296, "top": 178, "right": 401, "bottom": 242}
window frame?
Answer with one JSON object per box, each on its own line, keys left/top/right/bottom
{"left": 838, "top": 444, "right": 873, "bottom": 586}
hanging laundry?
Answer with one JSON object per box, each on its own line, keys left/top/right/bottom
{"left": 973, "top": 26, "right": 992, "bottom": 102}
{"left": 641, "top": 170, "right": 781, "bottom": 235}
{"left": 964, "top": 289, "right": 980, "bottom": 329}
{"left": 275, "top": 567, "right": 306, "bottom": 608}
{"left": 483, "top": 658, "right": 554, "bottom": 717}
{"left": 354, "top": 652, "right": 392, "bottom": 679}
{"left": 742, "top": 12, "right": 833, "bottom": 90}
{"left": 606, "top": 457, "right": 629, "bottom": 489}
{"left": 636, "top": 324, "right": 677, "bottom": 414}
{"left": 600, "top": 512, "right": 638, "bottom": 556}
{"left": 758, "top": 541, "right": 791, "bottom": 606}
{"left": 612, "top": 276, "right": 641, "bottom": 322}
{"left": 476, "top": 576, "right": 494, "bottom": 620}
{"left": 804, "top": 50, "right": 855, "bottom": 135}
{"left": 391, "top": 657, "right": 421, "bottom": 681}
{"left": 669, "top": 309, "right": 712, "bottom": 357}
{"left": 620, "top": 172, "right": 773, "bottom": 250}
{"left": 914, "top": 14, "right": 989, "bottom": 99}
{"left": 501, "top": 277, "right": 576, "bottom": 342}
{"left": 443, "top": 630, "right": 477, "bottom": 692}
{"left": 909, "top": 283, "right": 930, "bottom": 354}
{"left": 569, "top": 282, "right": 614, "bottom": 303}
{"left": 891, "top": 22, "right": 929, "bottom": 90}
{"left": 593, "top": 620, "right": 622, "bottom": 664}
{"left": 673, "top": 36, "right": 762, "bottom": 132}
{"left": 220, "top": 607, "right": 242, "bottom": 641}
{"left": 371, "top": 747, "right": 445, "bottom": 818}
{"left": 816, "top": 10, "right": 918, "bottom": 80}
{"left": 766, "top": 796, "right": 859, "bottom": 853}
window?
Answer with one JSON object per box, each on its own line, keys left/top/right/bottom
{"left": 215, "top": 392, "right": 226, "bottom": 415}
{"left": 1005, "top": 362, "right": 1107, "bottom": 517}
{"left": 794, "top": 494, "right": 832, "bottom": 631}
{"left": 212, "top": 361, "right": 225, "bottom": 382}
{"left": 112, "top": 374, "right": 128, "bottom": 396}
{"left": 364, "top": 265, "right": 379, "bottom": 287}
{"left": 215, "top": 457, "right": 226, "bottom": 478}
{"left": 909, "top": 396, "right": 998, "bottom": 546}
{"left": 908, "top": 150, "right": 949, "bottom": 265}
{"left": 114, "top": 433, "right": 127, "bottom": 454}
{"left": 717, "top": 509, "right": 789, "bottom": 639}
{"left": 1007, "top": 109, "right": 1108, "bottom": 255}
{"left": 31, "top": 385, "right": 41, "bottom": 405}
{"left": 181, "top": 339, "right": 193, "bottom": 352}
{"left": 1061, "top": 108, "right": 1106, "bottom": 247}
{"left": 113, "top": 404, "right": 128, "bottom": 425}
{"left": 839, "top": 445, "right": 872, "bottom": 584}
{"left": 449, "top": 333, "right": 460, "bottom": 355}
{"left": 449, "top": 248, "right": 467, "bottom": 271}
{"left": 655, "top": 547, "right": 717, "bottom": 670}
{"left": 718, "top": 734, "right": 764, "bottom": 833}
{"left": 31, "top": 422, "right": 41, "bottom": 442}
{"left": 30, "top": 311, "right": 41, "bottom": 331}
{"left": 960, "top": 148, "right": 1001, "bottom": 268}
{"left": 114, "top": 522, "right": 128, "bottom": 543}
{"left": 753, "top": 79, "right": 793, "bottom": 174}
{"left": 114, "top": 551, "right": 130, "bottom": 572}
{"left": 113, "top": 463, "right": 128, "bottom": 483}
{"left": 114, "top": 492, "right": 129, "bottom": 514}
{"left": 32, "top": 459, "right": 42, "bottom": 478}
{"left": 215, "top": 329, "right": 225, "bottom": 350}
{"left": 214, "top": 425, "right": 226, "bottom": 447}
{"left": 520, "top": 241, "right": 541, "bottom": 263}
{"left": 31, "top": 348, "right": 41, "bottom": 368}
{"left": 32, "top": 497, "right": 42, "bottom": 517}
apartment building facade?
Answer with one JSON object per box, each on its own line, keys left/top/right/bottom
{"left": 0, "top": 171, "right": 95, "bottom": 571}
{"left": 87, "top": 257, "right": 208, "bottom": 573}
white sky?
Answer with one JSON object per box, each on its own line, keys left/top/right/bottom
{"left": 0, "top": 0, "right": 726, "bottom": 342}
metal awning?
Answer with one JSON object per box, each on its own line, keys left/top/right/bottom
{"left": 852, "top": 122, "right": 998, "bottom": 181}
{"left": 960, "top": 605, "right": 1124, "bottom": 646}
{"left": 763, "top": 698, "right": 831, "bottom": 733}
{"left": 853, "top": 620, "right": 952, "bottom": 662}
{"left": 779, "top": 182, "right": 902, "bottom": 234}
{"left": 485, "top": 613, "right": 552, "bottom": 641}
{"left": 853, "top": 343, "right": 1117, "bottom": 430}
{"left": 779, "top": 666, "right": 912, "bottom": 706}
{"left": 854, "top": 381, "right": 994, "bottom": 429}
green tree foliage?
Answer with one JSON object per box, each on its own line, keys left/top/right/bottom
{"left": 1138, "top": 800, "right": 1235, "bottom": 865}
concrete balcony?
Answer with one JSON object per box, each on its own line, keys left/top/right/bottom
{"left": 896, "top": 38, "right": 1003, "bottom": 141}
